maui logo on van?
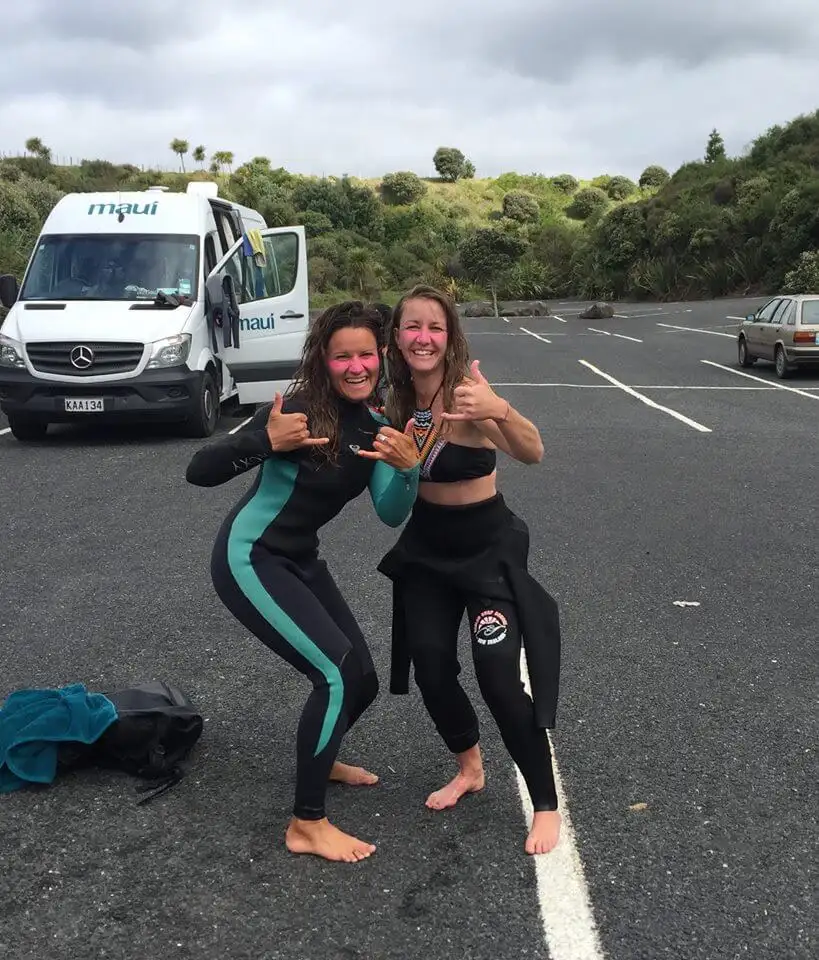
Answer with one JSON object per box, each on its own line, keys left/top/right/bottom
{"left": 87, "top": 202, "right": 159, "bottom": 216}
{"left": 240, "top": 313, "right": 275, "bottom": 332}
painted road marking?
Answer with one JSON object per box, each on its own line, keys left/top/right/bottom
{"left": 0, "top": 427, "right": 10, "bottom": 436}
{"left": 657, "top": 323, "right": 735, "bottom": 338}
{"left": 520, "top": 327, "right": 552, "bottom": 344}
{"left": 490, "top": 383, "right": 776, "bottom": 390}
{"left": 517, "top": 650, "right": 604, "bottom": 960}
{"left": 587, "top": 328, "right": 643, "bottom": 342}
{"left": 588, "top": 327, "right": 611, "bottom": 336}
{"left": 578, "top": 360, "right": 712, "bottom": 432}
{"left": 700, "top": 361, "right": 819, "bottom": 400}
{"left": 554, "top": 315, "right": 567, "bottom": 323}
{"left": 229, "top": 416, "right": 253, "bottom": 435}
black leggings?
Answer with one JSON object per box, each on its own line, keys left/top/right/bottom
{"left": 399, "top": 575, "right": 558, "bottom": 811}
{"left": 211, "top": 546, "right": 378, "bottom": 821}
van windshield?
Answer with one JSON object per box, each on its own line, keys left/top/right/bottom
{"left": 20, "top": 233, "right": 200, "bottom": 302}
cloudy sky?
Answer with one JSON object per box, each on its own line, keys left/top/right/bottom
{"left": 2, "top": 0, "right": 818, "bottom": 181}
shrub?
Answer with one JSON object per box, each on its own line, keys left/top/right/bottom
{"left": 566, "top": 187, "right": 609, "bottom": 220}
{"left": 380, "top": 171, "right": 427, "bottom": 205}
{"left": 502, "top": 191, "right": 540, "bottom": 223}
{"left": 639, "top": 165, "right": 670, "bottom": 189}
{"left": 550, "top": 174, "right": 578, "bottom": 194}
{"left": 606, "top": 175, "right": 637, "bottom": 200}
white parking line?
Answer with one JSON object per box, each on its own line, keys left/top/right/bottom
{"left": 588, "top": 327, "right": 643, "bottom": 343}
{"left": 517, "top": 651, "right": 604, "bottom": 960}
{"left": 0, "top": 427, "right": 10, "bottom": 436}
{"left": 700, "top": 361, "right": 819, "bottom": 400}
{"left": 726, "top": 315, "right": 746, "bottom": 320}
{"left": 554, "top": 315, "right": 567, "bottom": 323}
{"left": 490, "top": 383, "right": 775, "bottom": 390}
{"left": 578, "top": 360, "right": 712, "bottom": 432}
{"left": 657, "top": 323, "right": 735, "bottom": 338}
{"left": 229, "top": 416, "right": 253, "bottom": 434}
{"left": 520, "top": 327, "right": 552, "bottom": 344}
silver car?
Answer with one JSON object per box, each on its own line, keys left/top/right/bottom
{"left": 738, "top": 294, "right": 819, "bottom": 378}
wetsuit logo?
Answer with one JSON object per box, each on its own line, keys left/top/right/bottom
{"left": 473, "top": 609, "right": 508, "bottom": 645}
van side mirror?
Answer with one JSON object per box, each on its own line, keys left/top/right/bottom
{"left": 0, "top": 275, "right": 19, "bottom": 309}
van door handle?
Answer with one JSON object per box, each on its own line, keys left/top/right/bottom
{"left": 280, "top": 311, "right": 304, "bottom": 319}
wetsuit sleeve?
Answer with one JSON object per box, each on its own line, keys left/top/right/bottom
{"left": 185, "top": 403, "right": 274, "bottom": 487}
{"left": 367, "top": 461, "right": 419, "bottom": 527}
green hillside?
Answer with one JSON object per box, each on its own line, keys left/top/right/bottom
{"left": 2, "top": 114, "right": 819, "bottom": 312}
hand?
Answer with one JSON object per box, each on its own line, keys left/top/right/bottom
{"left": 440, "top": 360, "right": 509, "bottom": 422}
{"left": 356, "top": 419, "right": 419, "bottom": 470}
{"left": 265, "top": 393, "right": 329, "bottom": 451}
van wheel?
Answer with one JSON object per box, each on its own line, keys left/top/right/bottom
{"left": 183, "top": 371, "right": 220, "bottom": 437}
{"left": 9, "top": 416, "right": 49, "bottom": 441}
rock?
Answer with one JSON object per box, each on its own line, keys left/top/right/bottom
{"left": 578, "top": 301, "right": 615, "bottom": 320}
{"left": 459, "top": 300, "right": 496, "bottom": 318}
{"left": 498, "top": 300, "right": 551, "bottom": 317}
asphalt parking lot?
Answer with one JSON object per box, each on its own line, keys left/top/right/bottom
{"left": 1, "top": 296, "right": 816, "bottom": 960}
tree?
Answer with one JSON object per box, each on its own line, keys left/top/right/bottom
{"left": 458, "top": 227, "right": 527, "bottom": 315}
{"left": 502, "top": 191, "right": 540, "bottom": 223}
{"left": 170, "top": 138, "right": 189, "bottom": 172}
{"left": 705, "top": 128, "right": 726, "bottom": 163}
{"left": 211, "top": 150, "right": 234, "bottom": 174}
{"left": 566, "top": 187, "right": 609, "bottom": 220}
{"left": 24, "top": 137, "right": 52, "bottom": 162}
{"left": 606, "top": 175, "right": 637, "bottom": 200}
{"left": 193, "top": 145, "right": 206, "bottom": 168}
{"left": 433, "top": 147, "right": 473, "bottom": 182}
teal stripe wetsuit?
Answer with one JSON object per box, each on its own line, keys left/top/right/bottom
{"left": 186, "top": 395, "right": 419, "bottom": 820}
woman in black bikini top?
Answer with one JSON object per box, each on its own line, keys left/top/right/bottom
{"left": 377, "top": 283, "right": 564, "bottom": 857}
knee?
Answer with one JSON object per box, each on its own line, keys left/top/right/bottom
{"left": 411, "top": 646, "right": 456, "bottom": 694}
{"left": 357, "top": 669, "right": 379, "bottom": 709}
{"left": 475, "top": 654, "right": 526, "bottom": 711}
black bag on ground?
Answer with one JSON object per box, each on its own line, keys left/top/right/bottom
{"left": 58, "top": 681, "right": 203, "bottom": 803}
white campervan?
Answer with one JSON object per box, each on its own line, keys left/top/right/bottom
{"left": 0, "top": 182, "right": 309, "bottom": 441}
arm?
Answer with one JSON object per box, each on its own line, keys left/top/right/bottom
{"left": 473, "top": 401, "right": 544, "bottom": 465}
{"left": 185, "top": 404, "right": 274, "bottom": 487}
{"left": 368, "top": 459, "right": 420, "bottom": 527}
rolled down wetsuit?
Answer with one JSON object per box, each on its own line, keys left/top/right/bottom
{"left": 377, "top": 418, "right": 561, "bottom": 813}
{"left": 186, "top": 396, "right": 419, "bottom": 821}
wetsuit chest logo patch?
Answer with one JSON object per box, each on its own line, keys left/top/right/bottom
{"left": 473, "top": 609, "right": 508, "bottom": 645}
{"left": 348, "top": 444, "right": 360, "bottom": 454}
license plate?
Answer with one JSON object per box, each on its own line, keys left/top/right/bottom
{"left": 64, "top": 398, "right": 104, "bottom": 412}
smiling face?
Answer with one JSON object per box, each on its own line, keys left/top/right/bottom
{"left": 325, "top": 325, "right": 381, "bottom": 402}
{"left": 395, "top": 297, "right": 449, "bottom": 375}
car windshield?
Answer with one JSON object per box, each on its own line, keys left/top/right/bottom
{"left": 20, "top": 234, "right": 200, "bottom": 302}
{"left": 800, "top": 300, "right": 819, "bottom": 326}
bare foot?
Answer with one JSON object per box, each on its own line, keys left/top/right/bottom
{"left": 426, "top": 747, "right": 485, "bottom": 811}
{"left": 525, "top": 810, "right": 562, "bottom": 855}
{"left": 285, "top": 817, "right": 376, "bottom": 863}
{"left": 329, "top": 761, "right": 379, "bottom": 786}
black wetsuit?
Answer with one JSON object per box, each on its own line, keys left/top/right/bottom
{"left": 186, "top": 396, "right": 419, "bottom": 821}
{"left": 378, "top": 426, "right": 561, "bottom": 812}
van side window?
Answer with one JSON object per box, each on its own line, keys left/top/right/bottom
{"left": 218, "top": 232, "right": 299, "bottom": 304}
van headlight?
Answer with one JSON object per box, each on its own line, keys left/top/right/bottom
{"left": 0, "top": 333, "right": 26, "bottom": 368}
{"left": 147, "top": 334, "right": 192, "bottom": 368}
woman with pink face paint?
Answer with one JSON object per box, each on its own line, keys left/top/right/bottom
{"left": 187, "top": 302, "right": 420, "bottom": 864}
{"left": 377, "top": 284, "right": 563, "bottom": 856}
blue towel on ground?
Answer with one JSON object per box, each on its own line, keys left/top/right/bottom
{"left": 0, "top": 683, "right": 118, "bottom": 793}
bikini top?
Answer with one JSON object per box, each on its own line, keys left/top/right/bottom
{"left": 412, "top": 389, "right": 497, "bottom": 484}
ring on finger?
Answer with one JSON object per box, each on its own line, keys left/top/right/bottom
{"left": 377, "top": 433, "right": 388, "bottom": 443}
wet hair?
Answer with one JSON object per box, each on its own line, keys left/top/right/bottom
{"left": 286, "top": 300, "right": 383, "bottom": 461}
{"left": 384, "top": 284, "right": 470, "bottom": 431}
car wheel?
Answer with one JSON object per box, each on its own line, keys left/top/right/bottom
{"left": 774, "top": 345, "right": 791, "bottom": 379}
{"left": 737, "top": 337, "right": 755, "bottom": 367}
{"left": 8, "top": 416, "right": 49, "bottom": 441}
{"left": 183, "top": 370, "right": 220, "bottom": 437}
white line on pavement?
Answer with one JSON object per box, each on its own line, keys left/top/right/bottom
{"left": 700, "top": 361, "right": 819, "bottom": 400}
{"left": 726, "top": 315, "right": 746, "bottom": 320}
{"left": 578, "top": 360, "right": 712, "bottom": 432}
{"left": 490, "top": 383, "right": 776, "bottom": 390}
{"left": 517, "top": 651, "right": 605, "bottom": 960}
{"left": 657, "top": 323, "right": 735, "bottom": 338}
{"left": 0, "top": 427, "right": 10, "bottom": 436}
{"left": 520, "top": 326, "right": 551, "bottom": 344}
{"left": 229, "top": 416, "right": 253, "bottom": 434}
{"left": 554, "top": 315, "right": 567, "bottom": 323}
{"left": 588, "top": 327, "right": 610, "bottom": 336}
{"left": 613, "top": 333, "right": 643, "bottom": 343}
